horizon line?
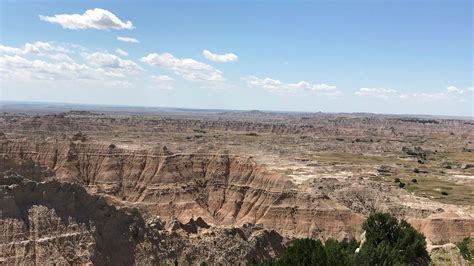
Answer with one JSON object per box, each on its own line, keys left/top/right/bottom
{"left": 1, "top": 100, "right": 472, "bottom": 120}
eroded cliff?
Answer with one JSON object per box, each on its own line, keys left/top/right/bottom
{"left": 0, "top": 174, "right": 286, "bottom": 264}
{"left": 1, "top": 139, "right": 365, "bottom": 240}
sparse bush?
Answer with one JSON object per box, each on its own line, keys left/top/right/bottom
{"left": 441, "top": 191, "right": 448, "bottom": 196}
{"left": 193, "top": 129, "right": 207, "bottom": 134}
{"left": 245, "top": 132, "right": 259, "bottom": 136}
{"left": 394, "top": 177, "right": 401, "bottom": 183}
{"left": 457, "top": 237, "right": 473, "bottom": 261}
{"left": 249, "top": 212, "right": 429, "bottom": 266}
{"left": 398, "top": 182, "right": 406, "bottom": 188}
{"left": 411, "top": 178, "right": 418, "bottom": 183}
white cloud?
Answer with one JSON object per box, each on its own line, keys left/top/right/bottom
{"left": 115, "top": 48, "right": 129, "bottom": 57}
{"left": 23, "top": 41, "right": 67, "bottom": 54}
{"left": 399, "top": 92, "right": 444, "bottom": 101}
{"left": 355, "top": 88, "right": 398, "bottom": 98}
{"left": 1, "top": 50, "right": 140, "bottom": 82}
{"left": 39, "top": 8, "right": 134, "bottom": 30}
{"left": 312, "top": 83, "right": 338, "bottom": 92}
{"left": 203, "top": 49, "right": 238, "bottom": 63}
{"left": 446, "top": 86, "right": 463, "bottom": 95}
{"left": 141, "top": 52, "right": 224, "bottom": 81}
{"left": 0, "top": 42, "right": 143, "bottom": 84}
{"left": 408, "top": 86, "right": 464, "bottom": 101}
{"left": 246, "top": 77, "right": 283, "bottom": 91}
{"left": 117, "top": 36, "right": 139, "bottom": 43}
{"left": 245, "top": 76, "right": 338, "bottom": 95}
{"left": 47, "top": 53, "right": 74, "bottom": 63}
{"left": 356, "top": 86, "right": 470, "bottom": 101}
{"left": 0, "top": 45, "right": 23, "bottom": 54}
{"left": 0, "top": 54, "right": 99, "bottom": 80}
{"left": 150, "top": 75, "right": 175, "bottom": 90}
{"left": 82, "top": 51, "right": 142, "bottom": 71}
{"left": 0, "top": 41, "right": 68, "bottom": 55}
{"left": 0, "top": 42, "right": 148, "bottom": 94}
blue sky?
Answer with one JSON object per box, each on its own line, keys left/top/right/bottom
{"left": 0, "top": 0, "right": 472, "bottom": 116}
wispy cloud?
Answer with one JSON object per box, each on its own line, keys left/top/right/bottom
{"left": 446, "top": 86, "right": 463, "bottom": 95}
{"left": 39, "top": 8, "right": 134, "bottom": 30}
{"left": 354, "top": 88, "right": 397, "bottom": 99}
{"left": 203, "top": 49, "right": 238, "bottom": 63}
{"left": 1, "top": 54, "right": 101, "bottom": 80}
{"left": 47, "top": 53, "right": 74, "bottom": 63}
{"left": 115, "top": 48, "right": 129, "bottom": 57}
{"left": 82, "top": 51, "right": 142, "bottom": 71}
{"left": 355, "top": 86, "right": 470, "bottom": 102}
{"left": 117, "top": 36, "right": 139, "bottom": 43}
{"left": 0, "top": 43, "right": 141, "bottom": 83}
{"left": 0, "top": 41, "right": 68, "bottom": 55}
{"left": 244, "top": 76, "right": 339, "bottom": 95}
{"left": 141, "top": 52, "right": 224, "bottom": 82}
{"left": 0, "top": 41, "right": 75, "bottom": 65}
{"left": 399, "top": 86, "right": 466, "bottom": 102}
{"left": 150, "top": 75, "right": 175, "bottom": 90}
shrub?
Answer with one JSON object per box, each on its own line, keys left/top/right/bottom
{"left": 394, "top": 177, "right": 401, "bottom": 183}
{"left": 457, "top": 237, "right": 473, "bottom": 261}
{"left": 398, "top": 182, "right": 406, "bottom": 188}
{"left": 441, "top": 191, "right": 448, "bottom": 196}
{"left": 411, "top": 178, "right": 418, "bottom": 183}
{"left": 249, "top": 238, "right": 359, "bottom": 266}
{"left": 324, "top": 238, "right": 358, "bottom": 265}
{"left": 249, "top": 212, "right": 429, "bottom": 266}
{"left": 357, "top": 212, "right": 429, "bottom": 265}
{"left": 277, "top": 238, "right": 327, "bottom": 265}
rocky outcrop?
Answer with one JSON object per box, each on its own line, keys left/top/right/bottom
{"left": 409, "top": 214, "right": 474, "bottom": 244}
{"left": 429, "top": 244, "right": 471, "bottom": 266}
{"left": 1, "top": 138, "right": 473, "bottom": 254}
{"left": 2, "top": 112, "right": 472, "bottom": 139}
{"left": 0, "top": 174, "right": 145, "bottom": 265}
{"left": 2, "top": 109, "right": 473, "bottom": 263}
{"left": 0, "top": 139, "right": 365, "bottom": 241}
{"left": 0, "top": 175, "right": 287, "bottom": 264}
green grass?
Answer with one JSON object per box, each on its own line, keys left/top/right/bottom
{"left": 301, "top": 150, "right": 474, "bottom": 205}
{"left": 392, "top": 174, "right": 473, "bottom": 205}
{"left": 306, "top": 152, "right": 406, "bottom": 165}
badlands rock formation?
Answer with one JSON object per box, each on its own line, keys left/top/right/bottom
{"left": 1, "top": 140, "right": 364, "bottom": 240}
{"left": 0, "top": 173, "right": 285, "bottom": 264}
{"left": 0, "top": 107, "right": 473, "bottom": 263}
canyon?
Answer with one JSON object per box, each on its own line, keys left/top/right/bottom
{"left": 1, "top": 104, "right": 473, "bottom": 264}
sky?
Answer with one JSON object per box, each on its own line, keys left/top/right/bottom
{"left": 0, "top": 0, "right": 472, "bottom": 116}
